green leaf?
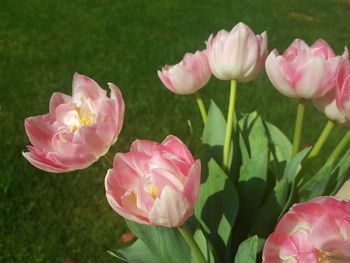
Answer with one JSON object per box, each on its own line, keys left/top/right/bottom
{"left": 249, "top": 148, "right": 310, "bottom": 237}
{"left": 126, "top": 220, "right": 191, "bottom": 263}
{"left": 283, "top": 148, "right": 311, "bottom": 182}
{"left": 193, "top": 227, "right": 216, "bottom": 263}
{"left": 249, "top": 176, "right": 290, "bottom": 237}
{"left": 202, "top": 100, "right": 228, "bottom": 165}
{"left": 234, "top": 235, "right": 259, "bottom": 263}
{"left": 331, "top": 149, "right": 350, "bottom": 195}
{"left": 237, "top": 113, "right": 269, "bottom": 214}
{"left": 108, "top": 239, "right": 160, "bottom": 263}
{"left": 263, "top": 121, "right": 292, "bottom": 179}
{"left": 299, "top": 162, "right": 333, "bottom": 202}
{"left": 195, "top": 158, "right": 239, "bottom": 262}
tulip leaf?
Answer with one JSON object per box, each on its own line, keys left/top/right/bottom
{"left": 249, "top": 148, "right": 311, "bottom": 237}
{"left": 195, "top": 158, "right": 239, "bottom": 262}
{"left": 283, "top": 147, "right": 311, "bottom": 182}
{"left": 249, "top": 175, "right": 290, "bottom": 237}
{"left": 263, "top": 121, "right": 292, "bottom": 179}
{"left": 330, "top": 149, "right": 350, "bottom": 195}
{"left": 237, "top": 113, "right": 269, "bottom": 216}
{"left": 108, "top": 239, "right": 159, "bottom": 263}
{"left": 234, "top": 235, "right": 259, "bottom": 263}
{"left": 193, "top": 227, "right": 216, "bottom": 263}
{"left": 299, "top": 162, "right": 333, "bottom": 202}
{"left": 202, "top": 100, "right": 233, "bottom": 168}
{"left": 126, "top": 220, "right": 191, "bottom": 263}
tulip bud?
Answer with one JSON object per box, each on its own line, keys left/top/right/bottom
{"left": 105, "top": 135, "right": 201, "bottom": 227}
{"left": 265, "top": 39, "right": 347, "bottom": 99}
{"left": 336, "top": 58, "right": 350, "bottom": 121}
{"left": 158, "top": 50, "right": 211, "bottom": 95}
{"left": 23, "top": 73, "right": 125, "bottom": 172}
{"left": 263, "top": 196, "right": 350, "bottom": 263}
{"left": 313, "top": 89, "right": 347, "bottom": 124}
{"left": 206, "top": 22, "right": 267, "bottom": 82}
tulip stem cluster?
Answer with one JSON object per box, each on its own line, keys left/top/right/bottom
{"left": 195, "top": 92, "right": 208, "bottom": 124}
{"left": 326, "top": 130, "right": 350, "bottom": 165}
{"left": 223, "top": 80, "right": 237, "bottom": 169}
{"left": 308, "top": 120, "right": 335, "bottom": 159}
{"left": 292, "top": 99, "right": 306, "bottom": 156}
{"left": 178, "top": 225, "right": 207, "bottom": 263}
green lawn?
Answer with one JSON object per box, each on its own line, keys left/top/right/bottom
{"left": 1, "top": 0, "right": 350, "bottom": 262}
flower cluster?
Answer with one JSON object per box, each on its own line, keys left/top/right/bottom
{"left": 22, "top": 21, "right": 350, "bottom": 263}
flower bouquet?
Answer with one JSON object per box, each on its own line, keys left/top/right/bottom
{"left": 23, "top": 22, "right": 350, "bottom": 263}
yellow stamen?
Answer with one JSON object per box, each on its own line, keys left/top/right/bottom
{"left": 71, "top": 125, "right": 78, "bottom": 132}
{"left": 150, "top": 186, "right": 157, "bottom": 199}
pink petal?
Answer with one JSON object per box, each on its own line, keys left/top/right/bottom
{"left": 130, "top": 139, "right": 164, "bottom": 156}
{"left": 49, "top": 92, "right": 72, "bottom": 113}
{"left": 311, "top": 39, "right": 335, "bottom": 59}
{"left": 107, "top": 82, "right": 125, "bottom": 143}
{"left": 116, "top": 152, "right": 152, "bottom": 178}
{"left": 265, "top": 50, "right": 297, "bottom": 98}
{"left": 23, "top": 150, "right": 67, "bottom": 173}
{"left": 24, "top": 114, "right": 57, "bottom": 150}
{"left": 294, "top": 56, "right": 327, "bottom": 98}
{"left": 109, "top": 153, "right": 147, "bottom": 191}
{"left": 309, "top": 215, "right": 344, "bottom": 251}
{"left": 162, "top": 135, "right": 194, "bottom": 165}
{"left": 72, "top": 73, "right": 106, "bottom": 107}
{"left": 149, "top": 186, "right": 193, "bottom": 227}
{"left": 106, "top": 192, "right": 149, "bottom": 225}
{"left": 183, "top": 160, "right": 201, "bottom": 205}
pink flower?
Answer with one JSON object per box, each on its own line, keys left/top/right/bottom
{"left": 313, "top": 89, "right": 347, "bottom": 124}
{"left": 263, "top": 196, "right": 350, "bottom": 263}
{"left": 206, "top": 22, "right": 267, "bottom": 81}
{"left": 23, "top": 73, "right": 125, "bottom": 173}
{"left": 265, "top": 39, "right": 347, "bottom": 99}
{"left": 158, "top": 50, "right": 211, "bottom": 95}
{"left": 105, "top": 135, "right": 201, "bottom": 227}
{"left": 336, "top": 59, "right": 350, "bottom": 121}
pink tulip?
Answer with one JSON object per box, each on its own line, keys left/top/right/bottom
{"left": 206, "top": 22, "right": 267, "bottom": 82}
{"left": 158, "top": 50, "right": 211, "bottom": 95}
{"left": 262, "top": 196, "right": 350, "bottom": 263}
{"left": 23, "top": 73, "right": 125, "bottom": 173}
{"left": 313, "top": 89, "right": 347, "bottom": 124}
{"left": 105, "top": 135, "right": 201, "bottom": 227}
{"left": 265, "top": 39, "right": 347, "bottom": 99}
{"left": 336, "top": 59, "right": 350, "bottom": 120}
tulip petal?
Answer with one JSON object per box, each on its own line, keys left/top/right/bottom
{"left": 149, "top": 186, "right": 193, "bottom": 227}
{"left": 72, "top": 73, "right": 106, "bottom": 106}
{"left": 49, "top": 92, "right": 72, "bottom": 113}
{"left": 25, "top": 114, "right": 58, "bottom": 151}
{"left": 265, "top": 51, "right": 297, "bottom": 98}
{"left": 294, "top": 56, "right": 326, "bottom": 98}
{"left": 183, "top": 160, "right": 201, "bottom": 205}
{"left": 162, "top": 135, "right": 194, "bottom": 164}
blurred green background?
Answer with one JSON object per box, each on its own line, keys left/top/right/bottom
{"left": 1, "top": 0, "right": 350, "bottom": 262}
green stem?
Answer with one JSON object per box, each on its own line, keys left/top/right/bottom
{"left": 195, "top": 91, "right": 208, "bottom": 124}
{"left": 223, "top": 80, "right": 236, "bottom": 169}
{"left": 308, "top": 120, "right": 335, "bottom": 159}
{"left": 178, "top": 225, "right": 207, "bottom": 263}
{"left": 326, "top": 131, "right": 350, "bottom": 165}
{"left": 292, "top": 99, "right": 306, "bottom": 156}
{"left": 104, "top": 151, "right": 114, "bottom": 165}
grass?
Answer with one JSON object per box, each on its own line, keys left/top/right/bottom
{"left": 1, "top": 0, "right": 350, "bottom": 261}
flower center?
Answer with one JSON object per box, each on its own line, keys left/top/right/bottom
{"left": 318, "top": 249, "right": 349, "bottom": 262}
{"left": 70, "top": 106, "right": 95, "bottom": 132}
{"left": 149, "top": 185, "right": 157, "bottom": 199}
